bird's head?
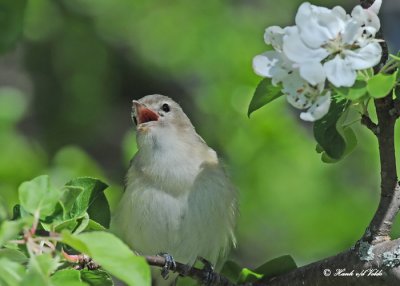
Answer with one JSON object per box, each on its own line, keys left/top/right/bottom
{"left": 131, "top": 94, "right": 194, "bottom": 148}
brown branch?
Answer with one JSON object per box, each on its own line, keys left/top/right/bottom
{"left": 357, "top": 0, "right": 400, "bottom": 243}
{"left": 257, "top": 238, "right": 400, "bottom": 286}
{"left": 145, "top": 256, "right": 236, "bottom": 286}
{"left": 361, "top": 96, "right": 399, "bottom": 243}
{"left": 361, "top": 114, "right": 379, "bottom": 135}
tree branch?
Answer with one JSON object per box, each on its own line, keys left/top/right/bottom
{"left": 361, "top": 96, "right": 399, "bottom": 243}
{"left": 145, "top": 256, "right": 236, "bottom": 286}
{"left": 357, "top": 0, "right": 400, "bottom": 243}
{"left": 258, "top": 238, "right": 400, "bottom": 286}
{"left": 361, "top": 114, "right": 379, "bottom": 136}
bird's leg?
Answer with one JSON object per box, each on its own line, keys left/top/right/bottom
{"left": 158, "top": 253, "right": 177, "bottom": 279}
{"left": 197, "top": 256, "right": 216, "bottom": 286}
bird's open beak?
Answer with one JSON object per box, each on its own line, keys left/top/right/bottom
{"left": 132, "top": 100, "right": 159, "bottom": 125}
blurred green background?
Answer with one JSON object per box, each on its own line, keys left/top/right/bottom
{"left": 0, "top": 0, "right": 399, "bottom": 269}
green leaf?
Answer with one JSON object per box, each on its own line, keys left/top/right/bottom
{"left": 72, "top": 213, "right": 90, "bottom": 235}
{"left": 389, "top": 53, "right": 400, "bottom": 62}
{"left": 53, "top": 219, "right": 79, "bottom": 233}
{"left": 395, "top": 85, "right": 400, "bottom": 100}
{"left": 18, "top": 175, "right": 61, "bottom": 218}
{"left": 62, "top": 231, "right": 150, "bottom": 286}
{"left": 235, "top": 255, "right": 297, "bottom": 283}
{"left": 0, "top": 257, "right": 25, "bottom": 286}
{"left": 254, "top": 255, "right": 297, "bottom": 280}
{"left": 248, "top": 78, "right": 282, "bottom": 117}
{"left": 61, "top": 231, "right": 90, "bottom": 254}
{"left": 80, "top": 269, "right": 113, "bottom": 286}
{"left": 84, "top": 219, "right": 106, "bottom": 232}
{"left": 51, "top": 269, "right": 89, "bottom": 286}
{"left": 0, "top": 248, "right": 27, "bottom": 264}
{"left": 318, "top": 126, "right": 358, "bottom": 164}
{"left": 0, "top": 218, "right": 32, "bottom": 247}
{"left": 60, "top": 186, "right": 84, "bottom": 219}
{"left": 87, "top": 192, "right": 110, "bottom": 229}
{"left": 0, "top": 0, "right": 27, "bottom": 53}
{"left": 334, "top": 80, "right": 367, "bottom": 100}
{"left": 12, "top": 204, "right": 30, "bottom": 220}
{"left": 21, "top": 254, "right": 59, "bottom": 286}
{"left": 220, "top": 260, "right": 242, "bottom": 283}
{"left": 66, "top": 178, "right": 110, "bottom": 228}
{"left": 237, "top": 268, "right": 263, "bottom": 283}
{"left": 313, "top": 100, "right": 348, "bottom": 160}
{"left": 367, "top": 71, "right": 398, "bottom": 99}
{"left": 315, "top": 144, "right": 324, "bottom": 154}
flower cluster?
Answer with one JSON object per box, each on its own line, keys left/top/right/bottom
{"left": 253, "top": 0, "right": 382, "bottom": 121}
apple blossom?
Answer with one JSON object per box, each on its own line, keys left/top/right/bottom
{"left": 252, "top": 0, "right": 383, "bottom": 122}
{"left": 283, "top": 2, "right": 382, "bottom": 88}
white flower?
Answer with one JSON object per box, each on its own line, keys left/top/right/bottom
{"left": 252, "top": 51, "right": 294, "bottom": 85}
{"left": 282, "top": 71, "right": 330, "bottom": 121}
{"left": 253, "top": 26, "right": 297, "bottom": 85}
{"left": 251, "top": 0, "right": 383, "bottom": 122}
{"left": 264, "top": 26, "right": 286, "bottom": 51}
{"left": 351, "top": 3, "right": 381, "bottom": 42}
{"left": 283, "top": 1, "right": 382, "bottom": 87}
{"left": 300, "top": 93, "right": 331, "bottom": 122}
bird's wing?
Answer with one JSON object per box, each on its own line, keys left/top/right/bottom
{"left": 186, "top": 158, "right": 238, "bottom": 268}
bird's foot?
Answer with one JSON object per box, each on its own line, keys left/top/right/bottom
{"left": 158, "top": 253, "right": 177, "bottom": 279}
{"left": 197, "top": 256, "right": 216, "bottom": 286}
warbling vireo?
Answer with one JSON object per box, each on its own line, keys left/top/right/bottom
{"left": 111, "top": 94, "right": 237, "bottom": 285}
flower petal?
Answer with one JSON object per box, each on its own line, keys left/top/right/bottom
{"left": 283, "top": 72, "right": 313, "bottom": 109}
{"left": 286, "top": 92, "right": 312, "bottom": 110}
{"left": 300, "top": 92, "right": 331, "bottom": 121}
{"left": 296, "top": 2, "right": 345, "bottom": 48}
{"left": 343, "top": 20, "right": 362, "bottom": 44}
{"left": 299, "top": 61, "right": 326, "bottom": 86}
{"left": 283, "top": 26, "right": 329, "bottom": 64}
{"left": 351, "top": 5, "right": 380, "bottom": 34}
{"left": 345, "top": 41, "right": 382, "bottom": 70}
{"left": 323, "top": 55, "right": 357, "bottom": 87}
{"left": 368, "top": 0, "right": 382, "bottom": 15}
{"left": 264, "top": 26, "right": 285, "bottom": 50}
{"left": 332, "top": 6, "right": 348, "bottom": 21}
{"left": 253, "top": 51, "right": 295, "bottom": 85}
{"left": 252, "top": 51, "right": 281, "bottom": 77}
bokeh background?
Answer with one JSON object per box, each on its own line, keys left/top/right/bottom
{"left": 1, "top": 0, "right": 400, "bottom": 269}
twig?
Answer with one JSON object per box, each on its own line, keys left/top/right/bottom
{"left": 360, "top": 115, "right": 379, "bottom": 135}
{"left": 145, "top": 256, "right": 236, "bottom": 286}
{"left": 62, "top": 249, "right": 100, "bottom": 270}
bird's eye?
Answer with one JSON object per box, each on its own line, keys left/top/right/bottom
{"left": 162, "top": 103, "right": 170, "bottom": 113}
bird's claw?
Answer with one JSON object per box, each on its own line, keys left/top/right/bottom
{"left": 197, "top": 257, "right": 216, "bottom": 286}
{"left": 158, "top": 253, "right": 176, "bottom": 279}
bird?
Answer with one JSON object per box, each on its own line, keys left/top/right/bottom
{"left": 110, "top": 94, "right": 237, "bottom": 285}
